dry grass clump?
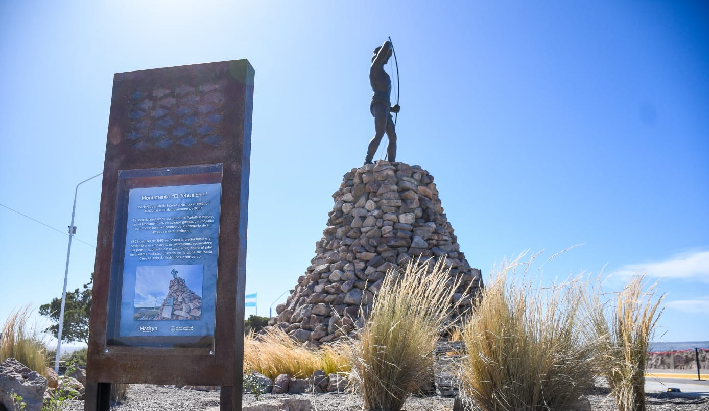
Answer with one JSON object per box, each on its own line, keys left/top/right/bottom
{"left": 244, "top": 327, "right": 350, "bottom": 379}
{"left": 111, "top": 383, "right": 129, "bottom": 402}
{"left": 460, "top": 255, "right": 594, "bottom": 411}
{"left": 589, "top": 274, "right": 664, "bottom": 411}
{"left": 351, "top": 258, "right": 464, "bottom": 411}
{"left": 1, "top": 305, "right": 49, "bottom": 376}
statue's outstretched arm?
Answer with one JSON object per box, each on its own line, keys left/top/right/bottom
{"left": 372, "top": 41, "right": 392, "bottom": 67}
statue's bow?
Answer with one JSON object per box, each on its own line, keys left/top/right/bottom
{"left": 388, "top": 36, "right": 400, "bottom": 126}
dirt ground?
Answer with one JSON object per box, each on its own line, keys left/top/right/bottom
{"left": 60, "top": 383, "right": 709, "bottom": 411}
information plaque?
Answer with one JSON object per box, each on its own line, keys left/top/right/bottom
{"left": 85, "top": 60, "right": 253, "bottom": 411}
{"left": 105, "top": 165, "right": 222, "bottom": 347}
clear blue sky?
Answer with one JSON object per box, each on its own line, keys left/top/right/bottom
{"left": 1, "top": 1, "right": 707, "bottom": 345}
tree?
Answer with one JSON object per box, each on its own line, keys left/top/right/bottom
{"left": 244, "top": 315, "right": 269, "bottom": 334}
{"left": 39, "top": 274, "right": 92, "bottom": 343}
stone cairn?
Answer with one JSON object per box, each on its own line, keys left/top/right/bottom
{"left": 270, "top": 161, "right": 484, "bottom": 345}
{"left": 158, "top": 277, "right": 202, "bottom": 320}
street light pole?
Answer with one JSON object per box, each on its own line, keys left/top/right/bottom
{"left": 54, "top": 172, "right": 102, "bottom": 373}
{"left": 269, "top": 290, "right": 291, "bottom": 319}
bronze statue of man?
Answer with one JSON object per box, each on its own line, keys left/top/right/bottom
{"left": 365, "top": 40, "right": 400, "bottom": 165}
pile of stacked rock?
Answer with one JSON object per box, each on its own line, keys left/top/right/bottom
{"left": 159, "top": 277, "right": 202, "bottom": 320}
{"left": 270, "top": 161, "right": 484, "bottom": 345}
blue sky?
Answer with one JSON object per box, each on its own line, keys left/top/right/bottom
{"left": 0, "top": 1, "right": 707, "bottom": 345}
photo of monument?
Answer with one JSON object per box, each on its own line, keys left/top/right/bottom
{"left": 133, "top": 265, "right": 203, "bottom": 321}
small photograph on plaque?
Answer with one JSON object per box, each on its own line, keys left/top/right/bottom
{"left": 133, "top": 265, "right": 203, "bottom": 321}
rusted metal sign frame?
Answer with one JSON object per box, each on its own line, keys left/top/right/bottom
{"left": 85, "top": 60, "right": 253, "bottom": 411}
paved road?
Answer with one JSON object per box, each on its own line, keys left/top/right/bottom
{"left": 646, "top": 369, "right": 709, "bottom": 397}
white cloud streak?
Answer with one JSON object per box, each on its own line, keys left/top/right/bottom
{"left": 615, "top": 250, "right": 709, "bottom": 282}
{"left": 666, "top": 297, "right": 709, "bottom": 316}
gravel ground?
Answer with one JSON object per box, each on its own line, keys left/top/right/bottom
{"left": 60, "top": 383, "right": 708, "bottom": 411}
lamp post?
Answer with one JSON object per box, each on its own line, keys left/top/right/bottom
{"left": 54, "top": 172, "right": 102, "bottom": 373}
{"left": 269, "top": 290, "right": 291, "bottom": 318}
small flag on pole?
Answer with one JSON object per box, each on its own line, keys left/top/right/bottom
{"left": 245, "top": 293, "right": 257, "bottom": 315}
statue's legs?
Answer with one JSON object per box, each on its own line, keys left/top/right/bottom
{"left": 385, "top": 114, "right": 397, "bottom": 162}
{"left": 365, "top": 103, "right": 389, "bottom": 164}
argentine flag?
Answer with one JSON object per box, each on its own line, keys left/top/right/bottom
{"left": 245, "top": 293, "right": 257, "bottom": 314}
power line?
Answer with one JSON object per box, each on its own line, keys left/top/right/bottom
{"left": 0, "top": 202, "right": 96, "bottom": 248}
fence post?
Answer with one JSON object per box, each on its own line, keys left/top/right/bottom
{"left": 695, "top": 348, "right": 702, "bottom": 381}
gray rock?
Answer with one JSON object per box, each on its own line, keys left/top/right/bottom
{"left": 324, "top": 283, "right": 341, "bottom": 294}
{"left": 368, "top": 279, "right": 384, "bottom": 294}
{"left": 362, "top": 216, "right": 377, "bottom": 227}
{"left": 398, "top": 180, "right": 418, "bottom": 191}
{"left": 341, "top": 279, "right": 354, "bottom": 293}
{"left": 326, "top": 373, "right": 348, "bottom": 393}
{"left": 254, "top": 372, "right": 274, "bottom": 393}
{"left": 57, "top": 375, "right": 84, "bottom": 399}
{"left": 381, "top": 199, "right": 402, "bottom": 207}
{"left": 278, "top": 309, "right": 294, "bottom": 323}
{"left": 293, "top": 329, "right": 312, "bottom": 342}
{"left": 275, "top": 303, "right": 287, "bottom": 315}
{"left": 362, "top": 290, "right": 373, "bottom": 304}
{"left": 411, "top": 236, "right": 429, "bottom": 249}
{"left": 312, "top": 370, "right": 328, "bottom": 393}
{"left": 417, "top": 185, "right": 434, "bottom": 198}
{"left": 288, "top": 378, "right": 308, "bottom": 394}
{"left": 344, "top": 288, "right": 363, "bottom": 305}
{"left": 308, "top": 293, "right": 326, "bottom": 304}
{"left": 311, "top": 324, "right": 328, "bottom": 340}
{"left": 354, "top": 195, "right": 367, "bottom": 208}
{"left": 66, "top": 367, "right": 86, "bottom": 386}
{"left": 328, "top": 270, "right": 342, "bottom": 282}
{"left": 0, "top": 358, "right": 47, "bottom": 411}
{"left": 242, "top": 398, "right": 313, "bottom": 411}
{"left": 368, "top": 255, "right": 385, "bottom": 267}
{"left": 366, "top": 271, "right": 384, "bottom": 282}
{"left": 272, "top": 374, "right": 290, "bottom": 394}
{"left": 350, "top": 217, "right": 363, "bottom": 228}
{"left": 352, "top": 184, "right": 366, "bottom": 198}
{"left": 398, "top": 213, "right": 415, "bottom": 224}
{"left": 311, "top": 303, "right": 331, "bottom": 316}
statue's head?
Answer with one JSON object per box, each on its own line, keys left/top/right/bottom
{"left": 372, "top": 46, "right": 392, "bottom": 63}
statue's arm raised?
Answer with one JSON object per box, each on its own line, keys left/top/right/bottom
{"left": 372, "top": 41, "right": 392, "bottom": 67}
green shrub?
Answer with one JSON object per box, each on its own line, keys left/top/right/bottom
{"left": 460, "top": 255, "right": 594, "bottom": 411}
{"left": 352, "top": 258, "right": 464, "bottom": 411}
{"left": 244, "top": 315, "right": 269, "bottom": 334}
{"left": 243, "top": 369, "right": 266, "bottom": 400}
{"left": 66, "top": 347, "right": 87, "bottom": 368}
